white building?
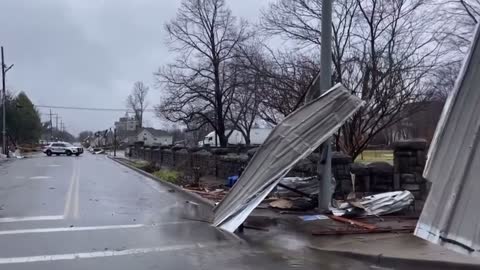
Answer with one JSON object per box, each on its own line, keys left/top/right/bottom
{"left": 137, "top": 128, "right": 173, "bottom": 146}
{"left": 114, "top": 115, "right": 138, "bottom": 132}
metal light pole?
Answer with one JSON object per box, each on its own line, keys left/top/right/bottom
{"left": 318, "top": 0, "right": 333, "bottom": 211}
{"left": 1, "top": 46, "right": 14, "bottom": 156}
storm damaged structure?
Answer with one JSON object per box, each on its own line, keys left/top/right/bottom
{"left": 415, "top": 24, "right": 480, "bottom": 256}
{"left": 213, "top": 84, "right": 364, "bottom": 232}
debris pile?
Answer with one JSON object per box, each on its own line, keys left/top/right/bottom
{"left": 183, "top": 186, "right": 227, "bottom": 203}
{"left": 330, "top": 191, "right": 414, "bottom": 217}
{"left": 311, "top": 215, "right": 418, "bottom": 236}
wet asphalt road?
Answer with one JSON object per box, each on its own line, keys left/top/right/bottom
{"left": 0, "top": 153, "right": 382, "bottom": 270}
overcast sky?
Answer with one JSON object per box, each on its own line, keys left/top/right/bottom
{"left": 0, "top": 0, "right": 269, "bottom": 136}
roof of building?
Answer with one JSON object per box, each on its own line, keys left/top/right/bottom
{"left": 139, "top": 127, "right": 170, "bottom": 137}
{"left": 117, "top": 130, "right": 138, "bottom": 140}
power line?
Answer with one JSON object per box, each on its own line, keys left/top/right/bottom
{"left": 35, "top": 105, "right": 156, "bottom": 113}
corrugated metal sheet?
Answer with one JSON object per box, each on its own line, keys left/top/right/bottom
{"left": 213, "top": 84, "right": 364, "bottom": 232}
{"left": 415, "top": 24, "right": 480, "bottom": 256}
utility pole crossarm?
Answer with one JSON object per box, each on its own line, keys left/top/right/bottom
{"left": 4, "top": 64, "right": 13, "bottom": 73}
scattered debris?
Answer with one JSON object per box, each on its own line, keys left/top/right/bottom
{"left": 328, "top": 215, "right": 377, "bottom": 231}
{"left": 226, "top": 176, "right": 239, "bottom": 187}
{"left": 330, "top": 191, "right": 414, "bottom": 217}
{"left": 269, "top": 198, "right": 315, "bottom": 211}
{"left": 311, "top": 215, "right": 418, "bottom": 236}
{"left": 183, "top": 186, "right": 227, "bottom": 202}
{"left": 213, "top": 84, "right": 364, "bottom": 232}
{"left": 269, "top": 199, "right": 294, "bottom": 209}
{"left": 312, "top": 226, "right": 415, "bottom": 236}
{"left": 10, "top": 150, "right": 24, "bottom": 159}
{"left": 94, "top": 149, "right": 105, "bottom": 155}
{"left": 276, "top": 177, "right": 318, "bottom": 197}
{"left": 299, "top": 215, "right": 329, "bottom": 221}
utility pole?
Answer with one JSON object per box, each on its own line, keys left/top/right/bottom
{"left": 55, "top": 115, "right": 60, "bottom": 133}
{"left": 49, "top": 109, "right": 54, "bottom": 141}
{"left": 113, "top": 128, "right": 117, "bottom": 157}
{"left": 318, "top": 0, "right": 333, "bottom": 211}
{"left": 1, "top": 46, "right": 14, "bottom": 156}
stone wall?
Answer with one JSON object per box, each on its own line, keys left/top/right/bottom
{"left": 129, "top": 141, "right": 429, "bottom": 199}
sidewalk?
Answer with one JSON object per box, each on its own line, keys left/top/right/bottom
{"left": 242, "top": 210, "right": 480, "bottom": 269}
{"left": 307, "top": 233, "right": 480, "bottom": 269}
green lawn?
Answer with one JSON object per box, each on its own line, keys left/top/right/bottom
{"left": 355, "top": 150, "right": 393, "bottom": 164}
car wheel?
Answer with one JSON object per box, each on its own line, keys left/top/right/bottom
{"left": 46, "top": 150, "right": 52, "bottom": 156}
{"left": 66, "top": 150, "right": 72, "bottom": 156}
{"left": 75, "top": 153, "right": 80, "bottom": 156}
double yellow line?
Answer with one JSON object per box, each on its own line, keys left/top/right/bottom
{"left": 64, "top": 162, "right": 80, "bottom": 219}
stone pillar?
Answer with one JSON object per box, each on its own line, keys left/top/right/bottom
{"left": 350, "top": 162, "right": 370, "bottom": 193}
{"left": 162, "top": 149, "right": 174, "bottom": 168}
{"left": 152, "top": 148, "right": 161, "bottom": 167}
{"left": 331, "top": 152, "right": 353, "bottom": 197}
{"left": 368, "top": 162, "right": 394, "bottom": 192}
{"left": 393, "top": 139, "right": 427, "bottom": 199}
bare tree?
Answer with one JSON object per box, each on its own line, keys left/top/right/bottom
{"left": 126, "top": 81, "right": 149, "bottom": 129}
{"left": 155, "top": 0, "right": 250, "bottom": 147}
{"left": 224, "top": 51, "right": 263, "bottom": 145}
{"left": 237, "top": 43, "right": 320, "bottom": 125}
{"left": 429, "top": 60, "right": 463, "bottom": 102}
{"left": 261, "top": 0, "right": 448, "bottom": 158}
{"left": 436, "top": 0, "right": 480, "bottom": 55}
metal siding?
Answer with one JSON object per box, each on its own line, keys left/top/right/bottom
{"left": 213, "top": 84, "right": 364, "bottom": 232}
{"left": 415, "top": 23, "right": 480, "bottom": 256}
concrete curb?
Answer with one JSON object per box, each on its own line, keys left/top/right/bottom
{"left": 309, "top": 246, "right": 480, "bottom": 270}
{"left": 108, "top": 156, "right": 216, "bottom": 208}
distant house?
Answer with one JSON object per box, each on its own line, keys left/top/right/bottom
{"left": 118, "top": 130, "right": 138, "bottom": 146}
{"left": 137, "top": 128, "right": 172, "bottom": 146}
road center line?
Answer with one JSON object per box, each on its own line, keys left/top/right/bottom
{"left": 73, "top": 167, "right": 80, "bottom": 218}
{"left": 0, "top": 215, "right": 64, "bottom": 223}
{"left": 0, "top": 241, "right": 225, "bottom": 264}
{"left": 63, "top": 163, "right": 78, "bottom": 217}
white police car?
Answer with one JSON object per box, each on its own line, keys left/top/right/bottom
{"left": 43, "top": 142, "right": 82, "bottom": 156}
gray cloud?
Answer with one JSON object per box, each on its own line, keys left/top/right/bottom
{"left": 0, "top": 0, "right": 268, "bottom": 135}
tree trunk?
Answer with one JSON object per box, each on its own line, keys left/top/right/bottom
{"left": 245, "top": 136, "right": 251, "bottom": 146}
{"left": 213, "top": 58, "right": 227, "bottom": 147}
